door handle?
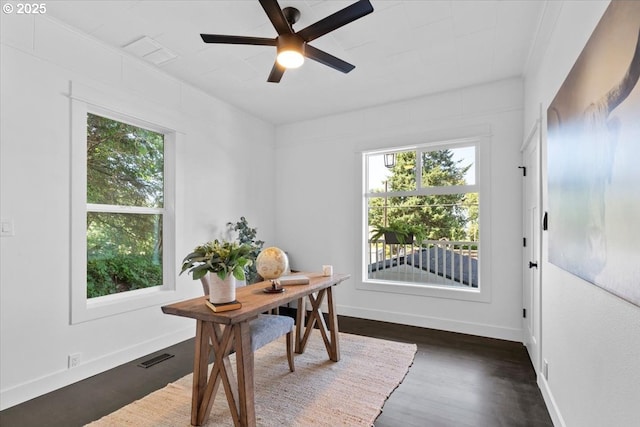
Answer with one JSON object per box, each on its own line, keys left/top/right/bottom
{"left": 529, "top": 261, "right": 538, "bottom": 269}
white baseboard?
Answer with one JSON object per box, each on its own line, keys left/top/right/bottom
{"left": 0, "top": 327, "right": 194, "bottom": 411}
{"left": 337, "top": 304, "right": 524, "bottom": 342}
{"left": 538, "top": 374, "right": 566, "bottom": 427}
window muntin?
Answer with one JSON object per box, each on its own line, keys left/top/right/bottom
{"left": 364, "top": 142, "right": 479, "bottom": 290}
{"left": 86, "top": 113, "right": 165, "bottom": 298}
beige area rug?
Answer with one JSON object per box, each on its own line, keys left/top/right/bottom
{"left": 87, "top": 332, "right": 416, "bottom": 427}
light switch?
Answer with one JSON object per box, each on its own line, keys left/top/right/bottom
{"left": 1, "top": 219, "right": 14, "bottom": 237}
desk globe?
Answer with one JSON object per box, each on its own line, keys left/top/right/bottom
{"left": 256, "top": 247, "right": 289, "bottom": 285}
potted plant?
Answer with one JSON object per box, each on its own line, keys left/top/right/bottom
{"left": 180, "top": 239, "right": 252, "bottom": 303}
{"left": 369, "top": 221, "right": 426, "bottom": 245}
{"left": 227, "top": 217, "right": 264, "bottom": 284}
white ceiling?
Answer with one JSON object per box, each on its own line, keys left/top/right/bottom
{"left": 45, "top": 0, "right": 545, "bottom": 124}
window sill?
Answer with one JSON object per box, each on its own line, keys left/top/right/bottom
{"left": 357, "top": 279, "right": 491, "bottom": 303}
{"left": 71, "top": 286, "right": 177, "bottom": 324}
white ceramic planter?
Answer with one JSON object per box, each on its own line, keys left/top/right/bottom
{"left": 208, "top": 273, "right": 236, "bottom": 304}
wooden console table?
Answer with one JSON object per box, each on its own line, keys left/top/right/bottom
{"left": 162, "top": 272, "right": 350, "bottom": 427}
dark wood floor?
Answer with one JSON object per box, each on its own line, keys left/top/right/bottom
{"left": 0, "top": 316, "right": 552, "bottom": 427}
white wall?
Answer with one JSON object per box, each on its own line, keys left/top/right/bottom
{"left": 0, "top": 15, "right": 276, "bottom": 409}
{"left": 274, "top": 77, "right": 525, "bottom": 341}
{"left": 524, "top": 1, "right": 640, "bottom": 426}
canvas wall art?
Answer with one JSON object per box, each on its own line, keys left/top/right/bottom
{"left": 547, "top": 0, "right": 640, "bottom": 307}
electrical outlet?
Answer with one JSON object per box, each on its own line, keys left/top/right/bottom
{"left": 68, "top": 353, "right": 81, "bottom": 369}
{"left": 543, "top": 359, "right": 549, "bottom": 380}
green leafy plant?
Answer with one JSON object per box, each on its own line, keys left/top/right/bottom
{"left": 87, "top": 255, "right": 162, "bottom": 298}
{"left": 227, "top": 217, "right": 264, "bottom": 284}
{"left": 369, "top": 221, "right": 426, "bottom": 244}
{"left": 180, "top": 239, "right": 253, "bottom": 281}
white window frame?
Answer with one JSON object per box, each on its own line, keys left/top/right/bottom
{"left": 70, "top": 93, "right": 177, "bottom": 324}
{"left": 359, "top": 137, "right": 492, "bottom": 303}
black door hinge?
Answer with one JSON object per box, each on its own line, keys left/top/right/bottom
{"left": 518, "top": 166, "right": 526, "bottom": 176}
{"left": 523, "top": 237, "right": 527, "bottom": 247}
{"left": 523, "top": 308, "right": 527, "bottom": 318}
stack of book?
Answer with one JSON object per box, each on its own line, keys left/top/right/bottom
{"left": 205, "top": 299, "right": 242, "bottom": 312}
{"left": 278, "top": 274, "right": 310, "bottom": 285}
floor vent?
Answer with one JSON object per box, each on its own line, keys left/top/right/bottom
{"left": 137, "top": 353, "right": 174, "bottom": 368}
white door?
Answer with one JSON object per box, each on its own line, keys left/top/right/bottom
{"left": 522, "top": 122, "right": 541, "bottom": 374}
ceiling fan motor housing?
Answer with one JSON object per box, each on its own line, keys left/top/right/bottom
{"left": 282, "top": 7, "right": 301, "bottom": 25}
{"left": 277, "top": 33, "right": 305, "bottom": 56}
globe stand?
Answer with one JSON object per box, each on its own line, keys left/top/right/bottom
{"left": 263, "top": 279, "right": 286, "bottom": 294}
{"left": 271, "top": 280, "right": 282, "bottom": 291}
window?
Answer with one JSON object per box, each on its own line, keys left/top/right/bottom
{"left": 363, "top": 139, "right": 485, "bottom": 300}
{"left": 86, "top": 113, "right": 165, "bottom": 298}
{"left": 71, "top": 94, "right": 176, "bottom": 323}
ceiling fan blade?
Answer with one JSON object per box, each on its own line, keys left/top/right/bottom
{"left": 267, "top": 61, "right": 286, "bottom": 83}
{"left": 304, "top": 44, "right": 355, "bottom": 74}
{"left": 259, "top": 0, "right": 292, "bottom": 35}
{"left": 200, "top": 34, "right": 276, "bottom": 46}
{"left": 297, "top": 0, "right": 373, "bottom": 43}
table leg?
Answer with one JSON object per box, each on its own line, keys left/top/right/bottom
{"left": 234, "top": 321, "right": 256, "bottom": 427}
{"left": 194, "top": 323, "right": 237, "bottom": 426}
{"left": 297, "top": 287, "right": 341, "bottom": 362}
{"left": 326, "top": 285, "right": 341, "bottom": 362}
{"left": 191, "top": 320, "right": 210, "bottom": 426}
{"left": 295, "top": 297, "right": 305, "bottom": 354}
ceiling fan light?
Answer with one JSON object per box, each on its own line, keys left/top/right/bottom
{"left": 276, "top": 33, "right": 305, "bottom": 69}
{"left": 277, "top": 50, "right": 304, "bottom": 68}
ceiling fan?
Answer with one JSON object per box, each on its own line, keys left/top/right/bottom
{"left": 200, "top": 0, "right": 374, "bottom": 83}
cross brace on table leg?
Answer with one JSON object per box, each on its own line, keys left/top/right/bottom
{"left": 296, "top": 287, "right": 340, "bottom": 361}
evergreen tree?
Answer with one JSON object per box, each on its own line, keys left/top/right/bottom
{"left": 368, "top": 149, "right": 477, "bottom": 242}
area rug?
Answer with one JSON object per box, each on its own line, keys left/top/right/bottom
{"left": 87, "top": 332, "right": 416, "bottom": 427}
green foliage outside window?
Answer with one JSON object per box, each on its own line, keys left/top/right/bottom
{"left": 87, "top": 113, "right": 164, "bottom": 207}
{"left": 86, "top": 113, "right": 164, "bottom": 297}
{"left": 87, "top": 255, "right": 162, "bottom": 298}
